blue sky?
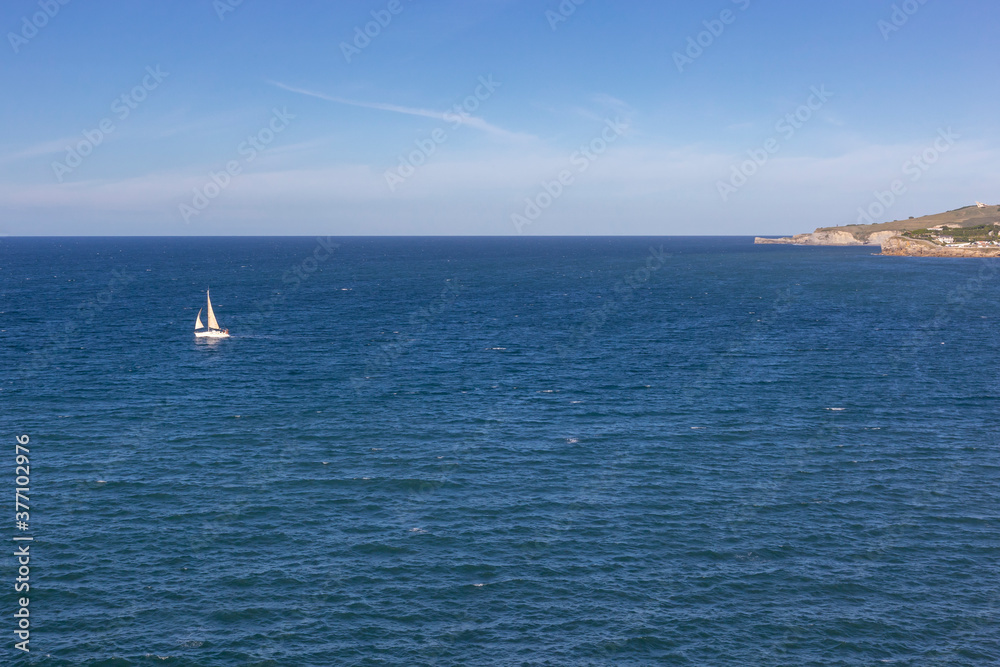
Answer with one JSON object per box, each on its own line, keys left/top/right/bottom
{"left": 1, "top": 0, "right": 997, "bottom": 235}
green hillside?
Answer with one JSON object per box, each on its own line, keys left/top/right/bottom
{"left": 817, "top": 205, "right": 1000, "bottom": 242}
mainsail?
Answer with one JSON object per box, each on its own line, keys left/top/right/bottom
{"left": 194, "top": 290, "right": 230, "bottom": 338}
{"left": 206, "top": 291, "right": 220, "bottom": 330}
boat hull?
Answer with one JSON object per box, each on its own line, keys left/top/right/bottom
{"left": 195, "top": 330, "right": 230, "bottom": 339}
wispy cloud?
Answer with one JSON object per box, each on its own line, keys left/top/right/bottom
{"left": 268, "top": 80, "right": 531, "bottom": 140}
{"left": 569, "top": 94, "right": 636, "bottom": 130}
{"left": 591, "top": 94, "right": 634, "bottom": 116}
{"left": 3, "top": 138, "right": 995, "bottom": 235}
{"left": 0, "top": 137, "right": 76, "bottom": 164}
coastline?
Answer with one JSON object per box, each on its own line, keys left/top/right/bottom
{"left": 755, "top": 204, "right": 1000, "bottom": 257}
{"left": 754, "top": 230, "right": 900, "bottom": 247}
{"left": 880, "top": 236, "right": 1000, "bottom": 257}
{"left": 754, "top": 233, "right": 1000, "bottom": 257}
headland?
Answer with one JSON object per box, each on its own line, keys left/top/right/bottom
{"left": 755, "top": 204, "right": 1000, "bottom": 257}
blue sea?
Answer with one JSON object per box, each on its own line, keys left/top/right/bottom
{"left": 2, "top": 237, "right": 999, "bottom": 665}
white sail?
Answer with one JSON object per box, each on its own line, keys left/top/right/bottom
{"left": 206, "top": 291, "right": 220, "bottom": 330}
{"left": 194, "top": 290, "right": 229, "bottom": 338}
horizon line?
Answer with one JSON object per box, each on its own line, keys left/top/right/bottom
{"left": 1, "top": 233, "right": 779, "bottom": 239}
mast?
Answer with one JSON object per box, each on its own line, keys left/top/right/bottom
{"left": 206, "top": 290, "right": 220, "bottom": 330}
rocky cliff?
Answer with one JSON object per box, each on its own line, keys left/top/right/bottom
{"left": 754, "top": 229, "right": 899, "bottom": 246}
{"left": 755, "top": 204, "right": 1000, "bottom": 248}
{"left": 755, "top": 230, "right": 863, "bottom": 245}
{"left": 880, "top": 236, "right": 1000, "bottom": 257}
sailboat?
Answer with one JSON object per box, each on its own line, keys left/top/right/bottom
{"left": 194, "top": 290, "right": 230, "bottom": 338}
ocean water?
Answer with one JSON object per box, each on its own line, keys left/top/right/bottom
{"left": 2, "top": 236, "right": 999, "bottom": 666}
